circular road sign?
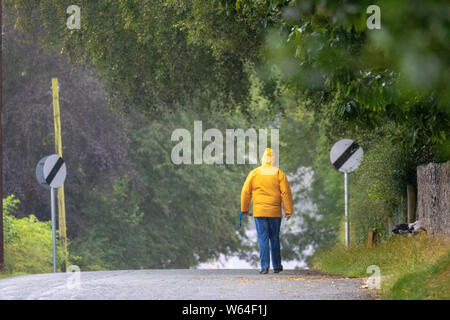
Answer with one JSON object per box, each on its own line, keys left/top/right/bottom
{"left": 36, "top": 154, "right": 67, "bottom": 189}
{"left": 330, "top": 139, "right": 363, "bottom": 173}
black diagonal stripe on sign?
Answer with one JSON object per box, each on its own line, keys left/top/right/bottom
{"left": 332, "top": 142, "right": 359, "bottom": 170}
{"left": 45, "top": 157, "right": 64, "bottom": 185}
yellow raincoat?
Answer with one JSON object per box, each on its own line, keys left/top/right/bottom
{"left": 241, "top": 148, "right": 293, "bottom": 218}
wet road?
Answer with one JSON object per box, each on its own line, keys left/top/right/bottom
{"left": 0, "top": 269, "right": 376, "bottom": 300}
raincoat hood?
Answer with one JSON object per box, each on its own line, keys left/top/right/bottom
{"left": 261, "top": 148, "right": 276, "bottom": 167}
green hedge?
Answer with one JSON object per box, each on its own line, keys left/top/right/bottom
{"left": 2, "top": 195, "right": 64, "bottom": 274}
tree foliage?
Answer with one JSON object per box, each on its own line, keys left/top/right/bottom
{"left": 74, "top": 110, "right": 252, "bottom": 269}
{"left": 4, "top": 7, "right": 258, "bottom": 269}
{"left": 7, "top": 0, "right": 254, "bottom": 115}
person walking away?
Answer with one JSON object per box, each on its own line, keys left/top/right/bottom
{"left": 241, "top": 148, "right": 293, "bottom": 274}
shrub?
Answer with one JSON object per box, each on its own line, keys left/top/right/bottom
{"left": 2, "top": 195, "right": 64, "bottom": 274}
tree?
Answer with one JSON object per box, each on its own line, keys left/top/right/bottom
{"left": 6, "top": 0, "right": 254, "bottom": 115}
{"left": 4, "top": 8, "right": 255, "bottom": 269}
{"left": 7, "top": 0, "right": 448, "bottom": 158}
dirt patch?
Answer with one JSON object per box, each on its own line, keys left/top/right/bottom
{"left": 217, "top": 269, "right": 349, "bottom": 283}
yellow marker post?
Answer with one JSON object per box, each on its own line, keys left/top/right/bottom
{"left": 52, "top": 78, "right": 68, "bottom": 271}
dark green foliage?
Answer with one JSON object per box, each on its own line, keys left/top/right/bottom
{"left": 3, "top": 8, "right": 253, "bottom": 270}
{"left": 7, "top": 0, "right": 253, "bottom": 115}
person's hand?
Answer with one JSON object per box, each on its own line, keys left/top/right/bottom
{"left": 243, "top": 211, "right": 249, "bottom": 216}
{"left": 285, "top": 214, "right": 292, "bottom": 221}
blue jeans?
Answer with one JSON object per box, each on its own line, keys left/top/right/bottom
{"left": 254, "top": 217, "right": 282, "bottom": 269}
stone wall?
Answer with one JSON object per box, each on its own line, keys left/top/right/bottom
{"left": 416, "top": 161, "right": 450, "bottom": 237}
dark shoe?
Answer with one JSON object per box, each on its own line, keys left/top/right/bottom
{"left": 259, "top": 268, "right": 269, "bottom": 274}
{"left": 274, "top": 265, "right": 283, "bottom": 273}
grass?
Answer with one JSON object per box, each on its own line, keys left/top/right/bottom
{"left": 311, "top": 233, "right": 450, "bottom": 299}
{"left": 388, "top": 254, "right": 450, "bottom": 299}
{"left": 0, "top": 272, "right": 28, "bottom": 280}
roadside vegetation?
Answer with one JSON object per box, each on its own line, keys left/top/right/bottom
{"left": 2, "top": 195, "right": 64, "bottom": 274}
{"left": 312, "top": 234, "right": 450, "bottom": 299}
{"left": 0, "top": 272, "right": 28, "bottom": 280}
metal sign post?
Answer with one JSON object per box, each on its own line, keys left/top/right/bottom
{"left": 0, "top": 0, "right": 4, "bottom": 272}
{"left": 330, "top": 139, "right": 363, "bottom": 247}
{"left": 344, "top": 172, "right": 348, "bottom": 247}
{"left": 36, "top": 154, "right": 67, "bottom": 272}
{"left": 50, "top": 187, "right": 57, "bottom": 273}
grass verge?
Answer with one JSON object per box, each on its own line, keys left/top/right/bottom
{"left": 0, "top": 272, "right": 28, "bottom": 280}
{"left": 311, "top": 233, "right": 450, "bottom": 299}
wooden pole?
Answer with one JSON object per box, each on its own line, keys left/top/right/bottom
{"left": 407, "top": 183, "right": 416, "bottom": 223}
{"left": 367, "top": 229, "right": 379, "bottom": 248}
{"left": 51, "top": 78, "right": 68, "bottom": 271}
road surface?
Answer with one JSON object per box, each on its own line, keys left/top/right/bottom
{"left": 0, "top": 269, "right": 376, "bottom": 300}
